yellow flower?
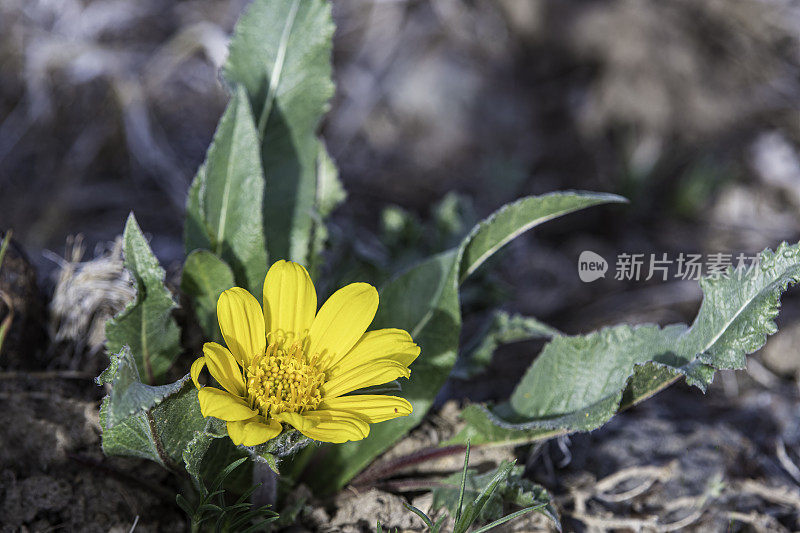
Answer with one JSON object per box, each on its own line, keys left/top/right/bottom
{"left": 190, "top": 260, "right": 419, "bottom": 446}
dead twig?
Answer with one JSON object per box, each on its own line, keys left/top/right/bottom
{"left": 739, "top": 479, "right": 800, "bottom": 510}
{"left": 656, "top": 508, "right": 704, "bottom": 532}
{"left": 746, "top": 357, "right": 780, "bottom": 389}
{"left": 728, "top": 511, "right": 789, "bottom": 533}
{"left": 594, "top": 462, "right": 675, "bottom": 503}
{"left": 776, "top": 439, "right": 800, "bottom": 487}
{"left": 569, "top": 510, "right": 659, "bottom": 531}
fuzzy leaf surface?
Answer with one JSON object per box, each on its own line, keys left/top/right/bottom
{"left": 100, "top": 384, "right": 205, "bottom": 466}
{"left": 101, "top": 347, "right": 189, "bottom": 428}
{"left": 98, "top": 350, "right": 206, "bottom": 469}
{"left": 106, "top": 214, "right": 180, "bottom": 383}
{"left": 183, "top": 425, "right": 224, "bottom": 493}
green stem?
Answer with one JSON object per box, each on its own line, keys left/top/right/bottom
{"left": 0, "top": 230, "right": 12, "bottom": 270}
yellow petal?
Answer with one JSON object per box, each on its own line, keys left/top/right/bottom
{"left": 217, "top": 287, "right": 266, "bottom": 366}
{"left": 301, "top": 421, "right": 370, "bottom": 443}
{"left": 321, "top": 360, "right": 410, "bottom": 399}
{"left": 227, "top": 417, "right": 282, "bottom": 446}
{"left": 190, "top": 356, "right": 206, "bottom": 389}
{"left": 276, "top": 410, "right": 370, "bottom": 443}
{"left": 272, "top": 411, "right": 319, "bottom": 431}
{"left": 203, "top": 342, "right": 245, "bottom": 396}
{"left": 308, "top": 282, "right": 378, "bottom": 369}
{"left": 197, "top": 387, "right": 257, "bottom": 421}
{"left": 263, "top": 260, "right": 317, "bottom": 340}
{"left": 327, "top": 328, "right": 420, "bottom": 379}
{"left": 318, "top": 395, "right": 413, "bottom": 423}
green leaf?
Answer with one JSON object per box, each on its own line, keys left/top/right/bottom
{"left": 98, "top": 344, "right": 204, "bottom": 469}
{"left": 99, "top": 397, "right": 163, "bottom": 464}
{"left": 185, "top": 165, "right": 207, "bottom": 258}
{"left": 470, "top": 505, "right": 551, "bottom": 533}
{"left": 459, "top": 191, "right": 627, "bottom": 282}
{"left": 402, "top": 503, "right": 434, "bottom": 530}
{"left": 106, "top": 213, "right": 180, "bottom": 384}
{"left": 315, "top": 142, "right": 346, "bottom": 219}
{"left": 455, "top": 242, "right": 800, "bottom": 443}
{"left": 153, "top": 387, "right": 211, "bottom": 466}
{"left": 181, "top": 250, "right": 236, "bottom": 342}
{"left": 455, "top": 441, "right": 471, "bottom": 525}
{"left": 224, "top": 0, "right": 335, "bottom": 264}
{"left": 183, "top": 86, "right": 268, "bottom": 294}
{"left": 684, "top": 243, "right": 800, "bottom": 370}
{"left": 308, "top": 143, "right": 346, "bottom": 277}
{"left": 101, "top": 347, "right": 189, "bottom": 428}
{"left": 505, "top": 324, "right": 689, "bottom": 430}
{"left": 189, "top": 430, "right": 253, "bottom": 495}
{"left": 183, "top": 425, "right": 224, "bottom": 494}
{"left": 446, "top": 404, "right": 561, "bottom": 447}
{"left": 455, "top": 461, "right": 514, "bottom": 532}
{"left": 99, "top": 376, "right": 205, "bottom": 468}
{"left": 454, "top": 311, "right": 560, "bottom": 379}
{"left": 311, "top": 191, "right": 624, "bottom": 492}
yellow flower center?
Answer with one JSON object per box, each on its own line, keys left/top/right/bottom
{"left": 245, "top": 337, "right": 325, "bottom": 416}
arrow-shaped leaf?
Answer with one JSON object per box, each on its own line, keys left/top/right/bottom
{"left": 106, "top": 214, "right": 180, "bottom": 383}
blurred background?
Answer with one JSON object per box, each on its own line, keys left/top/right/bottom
{"left": 3, "top": 0, "right": 799, "bottom": 286}
{"left": 3, "top": 0, "right": 800, "bottom": 530}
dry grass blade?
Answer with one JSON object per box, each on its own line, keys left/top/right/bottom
{"left": 0, "top": 231, "right": 14, "bottom": 357}
{"left": 49, "top": 236, "right": 135, "bottom": 358}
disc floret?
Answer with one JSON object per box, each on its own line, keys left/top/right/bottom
{"left": 245, "top": 337, "right": 325, "bottom": 417}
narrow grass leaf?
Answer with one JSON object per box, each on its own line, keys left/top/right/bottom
{"left": 402, "top": 503, "right": 434, "bottom": 529}
{"left": 455, "top": 441, "right": 471, "bottom": 524}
